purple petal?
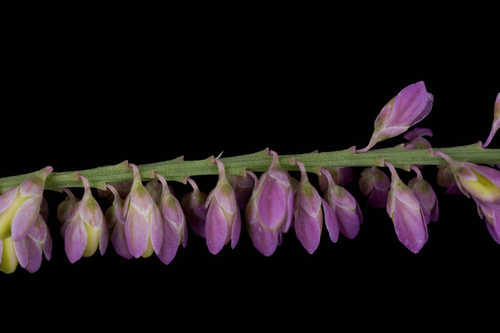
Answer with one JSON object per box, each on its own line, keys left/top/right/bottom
{"left": 150, "top": 205, "right": 164, "bottom": 255}
{"left": 258, "top": 179, "right": 287, "bottom": 230}
{"left": 282, "top": 189, "right": 294, "bottom": 234}
{"left": 99, "top": 221, "right": 109, "bottom": 256}
{"left": 0, "top": 187, "right": 17, "bottom": 214}
{"left": 391, "top": 202, "right": 428, "bottom": 254}
{"left": 159, "top": 220, "right": 181, "bottom": 265}
{"left": 368, "top": 189, "right": 388, "bottom": 208}
{"left": 231, "top": 209, "right": 242, "bottom": 249}
{"left": 294, "top": 208, "right": 322, "bottom": 254}
{"left": 111, "top": 223, "right": 132, "bottom": 259}
{"left": 13, "top": 238, "right": 29, "bottom": 269}
{"left": 124, "top": 208, "right": 150, "bottom": 258}
{"left": 182, "top": 223, "right": 188, "bottom": 248}
{"left": 24, "top": 237, "right": 42, "bottom": 273}
{"left": 322, "top": 199, "right": 339, "bottom": 243}
{"left": 11, "top": 198, "right": 40, "bottom": 241}
{"left": 64, "top": 219, "right": 87, "bottom": 263}
{"left": 249, "top": 223, "right": 279, "bottom": 257}
{"left": 205, "top": 203, "right": 229, "bottom": 255}
{"left": 43, "top": 230, "right": 52, "bottom": 261}
{"left": 391, "top": 82, "right": 433, "bottom": 126}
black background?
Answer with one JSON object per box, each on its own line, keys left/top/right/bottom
{"left": 2, "top": 16, "right": 499, "bottom": 323}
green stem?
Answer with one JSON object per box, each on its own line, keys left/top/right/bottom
{"left": 1, "top": 143, "right": 499, "bottom": 194}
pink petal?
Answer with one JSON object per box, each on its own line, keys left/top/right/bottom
{"left": 337, "top": 205, "right": 362, "bottom": 240}
{"left": 24, "top": 237, "right": 42, "bottom": 273}
{"left": 205, "top": 203, "right": 229, "bottom": 255}
{"left": 231, "top": 209, "right": 242, "bottom": 249}
{"left": 111, "top": 223, "right": 133, "bottom": 259}
{"left": 11, "top": 198, "right": 40, "bottom": 241}
{"left": 13, "top": 238, "right": 30, "bottom": 268}
{"left": 150, "top": 205, "right": 164, "bottom": 255}
{"left": 249, "top": 223, "right": 279, "bottom": 257}
{"left": 124, "top": 208, "right": 150, "bottom": 258}
{"left": 294, "top": 208, "right": 322, "bottom": 254}
{"left": 322, "top": 199, "right": 339, "bottom": 243}
{"left": 64, "top": 219, "right": 87, "bottom": 263}
{"left": 391, "top": 201, "right": 428, "bottom": 254}
{"left": 159, "top": 220, "right": 181, "bottom": 265}
{"left": 258, "top": 179, "right": 287, "bottom": 230}
{"left": 282, "top": 189, "right": 294, "bottom": 234}
{"left": 99, "top": 223, "right": 109, "bottom": 256}
{"left": 43, "top": 230, "right": 52, "bottom": 261}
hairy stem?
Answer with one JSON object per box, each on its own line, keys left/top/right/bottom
{"left": 1, "top": 144, "right": 499, "bottom": 194}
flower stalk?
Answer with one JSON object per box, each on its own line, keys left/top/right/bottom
{"left": 1, "top": 144, "right": 499, "bottom": 194}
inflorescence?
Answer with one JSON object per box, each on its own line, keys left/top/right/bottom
{"left": 1, "top": 82, "right": 499, "bottom": 274}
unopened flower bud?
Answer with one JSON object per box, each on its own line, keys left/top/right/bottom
{"left": 249, "top": 150, "right": 294, "bottom": 233}
{"left": 408, "top": 167, "right": 439, "bottom": 224}
{"left": 64, "top": 175, "right": 109, "bottom": 263}
{"left": 320, "top": 169, "right": 363, "bottom": 241}
{"left": 436, "top": 165, "right": 461, "bottom": 195}
{"left": 386, "top": 162, "right": 428, "bottom": 254}
{"left": 181, "top": 178, "right": 207, "bottom": 239}
{"left": 318, "top": 167, "right": 354, "bottom": 193}
{"left": 98, "top": 181, "right": 132, "bottom": 201}
{"left": 105, "top": 184, "right": 132, "bottom": 259}
{"left": 434, "top": 151, "right": 500, "bottom": 205}
{"left": 359, "top": 167, "right": 391, "bottom": 208}
{"left": 358, "top": 82, "right": 434, "bottom": 152}
{"left": 404, "top": 128, "right": 433, "bottom": 150}
{"left": 246, "top": 171, "right": 280, "bottom": 256}
{"left": 483, "top": 93, "right": 500, "bottom": 148}
{"left": 57, "top": 188, "right": 78, "bottom": 225}
{"left": 294, "top": 161, "right": 324, "bottom": 254}
{"left": 145, "top": 180, "right": 162, "bottom": 204}
{"left": 0, "top": 166, "right": 52, "bottom": 241}
{"left": 229, "top": 172, "right": 255, "bottom": 210}
{"left": 205, "top": 159, "right": 241, "bottom": 255}
{"left": 124, "top": 164, "right": 163, "bottom": 259}
{"left": 155, "top": 173, "right": 187, "bottom": 265}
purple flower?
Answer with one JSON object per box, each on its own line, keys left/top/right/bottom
{"left": 105, "top": 184, "right": 132, "bottom": 259}
{"left": 155, "top": 173, "right": 187, "bottom": 265}
{"left": 205, "top": 158, "right": 241, "bottom": 255}
{"left": 386, "top": 162, "right": 428, "bottom": 254}
{"left": 483, "top": 92, "right": 500, "bottom": 148}
{"left": 248, "top": 150, "right": 294, "bottom": 233}
{"left": 246, "top": 171, "right": 280, "bottom": 257}
{"left": 434, "top": 151, "right": 500, "bottom": 205}
{"left": 64, "top": 175, "right": 109, "bottom": 263}
{"left": 359, "top": 167, "right": 391, "bottom": 208}
{"left": 229, "top": 172, "right": 255, "bottom": 210}
{"left": 0, "top": 215, "right": 52, "bottom": 274}
{"left": 320, "top": 168, "right": 363, "bottom": 241}
{"left": 57, "top": 188, "right": 78, "bottom": 225}
{"left": 294, "top": 161, "right": 324, "bottom": 254}
{"left": 123, "top": 163, "right": 164, "bottom": 259}
{"left": 408, "top": 167, "right": 439, "bottom": 225}
{"left": 404, "top": 128, "right": 433, "bottom": 150}
{"left": 358, "top": 82, "right": 434, "bottom": 152}
{"left": 0, "top": 166, "right": 52, "bottom": 241}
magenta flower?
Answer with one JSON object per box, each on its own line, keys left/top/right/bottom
{"left": 320, "top": 168, "right": 363, "bottom": 241}
{"left": 404, "top": 128, "right": 433, "bottom": 150}
{"left": 124, "top": 163, "right": 163, "bottom": 259}
{"left": 205, "top": 158, "right": 241, "bottom": 255}
{"left": 181, "top": 177, "right": 207, "bottom": 239}
{"left": 249, "top": 150, "right": 294, "bottom": 233}
{"left": 359, "top": 167, "right": 391, "bottom": 208}
{"left": 386, "top": 162, "right": 428, "bottom": 254}
{"left": 246, "top": 171, "right": 280, "bottom": 257}
{"left": 434, "top": 151, "right": 500, "bottom": 205}
{"left": 229, "top": 172, "right": 255, "bottom": 210}
{"left": 358, "top": 81, "right": 434, "bottom": 152}
{"left": 64, "top": 175, "right": 109, "bottom": 263}
{"left": 0, "top": 166, "right": 52, "bottom": 241}
{"left": 0, "top": 215, "right": 52, "bottom": 274}
{"left": 483, "top": 92, "right": 500, "bottom": 148}
{"left": 105, "top": 184, "right": 132, "bottom": 259}
{"left": 155, "top": 173, "right": 187, "bottom": 265}
{"left": 408, "top": 167, "right": 439, "bottom": 224}
{"left": 294, "top": 161, "right": 324, "bottom": 254}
